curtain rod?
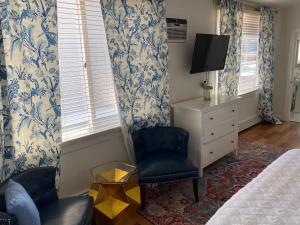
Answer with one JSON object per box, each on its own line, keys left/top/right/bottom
{"left": 213, "top": 0, "right": 278, "bottom": 13}
{"left": 243, "top": 0, "right": 278, "bottom": 12}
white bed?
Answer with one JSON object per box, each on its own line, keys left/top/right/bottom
{"left": 206, "top": 149, "right": 300, "bottom": 225}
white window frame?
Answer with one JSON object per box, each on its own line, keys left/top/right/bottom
{"left": 297, "top": 40, "right": 300, "bottom": 66}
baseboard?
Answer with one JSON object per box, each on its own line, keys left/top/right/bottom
{"left": 78, "top": 189, "right": 89, "bottom": 196}
{"left": 239, "top": 115, "right": 261, "bottom": 132}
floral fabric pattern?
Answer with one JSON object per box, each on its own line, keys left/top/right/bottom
{"left": 218, "top": 0, "right": 243, "bottom": 97}
{"left": 258, "top": 7, "right": 281, "bottom": 124}
{"left": 0, "top": 0, "right": 61, "bottom": 181}
{"left": 101, "top": 0, "right": 170, "bottom": 158}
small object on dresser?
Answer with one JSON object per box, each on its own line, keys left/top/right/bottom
{"left": 201, "top": 83, "right": 213, "bottom": 101}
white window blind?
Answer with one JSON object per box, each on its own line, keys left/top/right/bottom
{"left": 239, "top": 11, "right": 261, "bottom": 95}
{"left": 297, "top": 41, "right": 300, "bottom": 65}
{"left": 57, "top": 0, "right": 120, "bottom": 142}
{"left": 216, "top": 9, "right": 220, "bottom": 35}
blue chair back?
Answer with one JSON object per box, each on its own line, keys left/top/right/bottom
{"left": 132, "top": 127, "right": 189, "bottom": 163}
{"left": 0, "top": 167, "right": 58, "bottom": 212}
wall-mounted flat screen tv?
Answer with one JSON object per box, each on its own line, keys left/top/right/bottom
{"left": 190, "top": 34, "right": 230, "bottom": 74}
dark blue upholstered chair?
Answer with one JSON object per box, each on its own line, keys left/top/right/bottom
{"left": 132, "top": 127, "right": 199, "bottom": 208}
{"left": 0, "top": 167, "right": 94, "bottom": 225}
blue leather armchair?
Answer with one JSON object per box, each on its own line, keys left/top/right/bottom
{"left": 0, "top": 167, "right": 94, "bottom": 225}
{"left": 132, "top": 127, "right": 199, "bottom": 208}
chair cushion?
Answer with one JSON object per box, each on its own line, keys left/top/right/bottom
{"left": 5, "top": 180, "right": 41, "bottom": 225}
{"left": 138, "top": 153, "right": 199, "bottom": 183}
{"left": 39, "top": 196, "right": 93, "bottom": 225}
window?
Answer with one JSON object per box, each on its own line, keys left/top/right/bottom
{"left": 216, "top": 9, "right": 260, "bottom": 95}
{"left": 57, "top": 0, "right": 120, "bottom": 142}
{"left": 239, "top": 11, "right": 260, "bottom": 95}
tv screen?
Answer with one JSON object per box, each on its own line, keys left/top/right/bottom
{"left": 190, "top": 34, "right": 230, "bottom": 74}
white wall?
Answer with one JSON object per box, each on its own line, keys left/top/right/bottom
{"left": 273, "top": 9, "right": 287, "bottom": 119}
{"left": 273, "top": 4, "right": 300, "bottom": 119}
{"left": 238, "top": 91, "right": 261, "bottom": 131}
{"left": 166, "top": 0, "right": 216, "bottom": 103}
{"left": 59, "top": 128, "right": 128, "bottom": 197}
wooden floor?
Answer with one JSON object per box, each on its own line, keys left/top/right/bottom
{"left": 239, "top": 121, "right": 300, "bottom": 149}
{"left": 128, "top": 121, "right": 300, "bottom": 225}
{"left": 131, "top": 214, "right": 153, "bottom": 225}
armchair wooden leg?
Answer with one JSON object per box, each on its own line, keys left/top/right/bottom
{"left": 140, "top": 184, "right": 146, "bottom": 209}
{"left": 192, "top": 178, "right": 199, "bottom": 202}
{"left": 91, "top": 212, "right": 96, "bottom": 225}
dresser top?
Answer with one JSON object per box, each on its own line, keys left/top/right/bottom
{"left": 172, "top": 95, "right": 240, "bottom": 112}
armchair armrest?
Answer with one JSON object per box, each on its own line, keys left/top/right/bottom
{"left": 0, "top": 212, "right": 17, "bottom": 225}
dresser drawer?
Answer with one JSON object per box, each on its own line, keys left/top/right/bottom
{"left": 203, "top": 119, "right": 238, "bottom": 144}
{"left": 203, "top": 104, "right": 238, "bottom": 128}
{"left": 202, "top": 132, "right": 238, "bottom": 168}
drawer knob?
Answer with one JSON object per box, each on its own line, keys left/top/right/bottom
{"left": 210, "top": 117, "right": 214, "bottom": 120}
{"left": 232, "top": 124, "right": 235, "bottom": 127}
{"left": 231, "top": 140, "right": 235, "bottom": 144}
{"left": 232, "top": 109, "right": 235, "bottom": 112}
{"left": 210, "top": 151, "right": 214, "bottom": 154}
{"left": 211, "top": 132, "right": 214, "bottom": 136}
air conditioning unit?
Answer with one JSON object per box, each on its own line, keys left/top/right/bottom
{"left": 167, "top": 18, "right": 188, "bottom": 43}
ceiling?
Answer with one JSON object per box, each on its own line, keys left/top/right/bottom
{"left": 246, "top": 0, "right": 300, "bottom": 8}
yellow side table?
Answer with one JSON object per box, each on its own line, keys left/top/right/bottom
{"left": 89, "top": 162, "right": 141, "bottom": 225}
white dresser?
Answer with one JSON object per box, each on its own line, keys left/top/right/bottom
{"left": 172, "top": 95, "right": 239, "bottom": 176}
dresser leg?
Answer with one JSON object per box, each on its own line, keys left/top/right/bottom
{"left": 199, "top": 168, "right": 203, "bottom": 177}
{"left": 235, "top": 148, "right": 239, "bottom": 157}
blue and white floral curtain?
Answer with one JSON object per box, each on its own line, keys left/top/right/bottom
{"left": 218, "top": 0, "right": 243, "bottom": 96}
{"left": 0, "top": 0, "right": 61, "bottom": 181}
{"left": 101, "top": 0, "right": 170, "bottom": 160}
{"left": 258, "top": 7, "right": 281, "bottom": 124}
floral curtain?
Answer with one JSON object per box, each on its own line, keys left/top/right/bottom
{"left": 0, "top": 0, "right": 61, "bottom": 181}
{"left": 218, "top": 0, "right": 243, "bottom": 96}
{"left": 101, "top": 0, "right": 170, "bottom": 160}
{"left": 258, "top": 7, "right": 281, "bottom": 124}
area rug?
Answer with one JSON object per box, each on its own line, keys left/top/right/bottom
{"left": 139, "top": 137, "right": 288, "bottom": 225}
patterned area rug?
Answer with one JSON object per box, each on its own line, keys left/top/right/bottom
{"left": 139, "top": 137, "right": 288, "bottom": 225}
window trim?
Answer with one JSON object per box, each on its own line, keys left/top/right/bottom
{"left": 296, "top": 40, "right": 300, "bottom": 66}
{"left": 62, "top": 126, "right": 122, "bottom": 154}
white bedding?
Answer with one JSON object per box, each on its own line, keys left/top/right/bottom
{"left": 206, "top": 149, "right": 300, "bottom": 225}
